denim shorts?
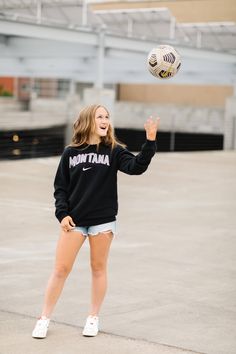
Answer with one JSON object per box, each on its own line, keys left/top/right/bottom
{"left": 71, "top": 221, "right": 116, "bottom": 237}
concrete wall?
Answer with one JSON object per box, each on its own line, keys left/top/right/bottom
{"left": 30, "top": 97, "right": 69, "bottom": 114}
{"left": 114, "top": 102, "right": 224, "bottom": 134}
{"left": 0, "top": 96, "right": 226, "bottom": 139}
{"left": 0, "top": 97, "right": 23, "bottom": 112}
{"left": 0, "top": 111, "right": 66, "bottom": 130}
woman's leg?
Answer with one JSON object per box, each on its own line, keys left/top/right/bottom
{"left": 41, "top": 230, "right": 86, "bottom": 318}
{"left": 88, "top": 232, "right": 113, "bottom": 316}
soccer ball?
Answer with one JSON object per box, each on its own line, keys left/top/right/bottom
{"left": 147, "top": 45, "right": 181, "bottom": 79}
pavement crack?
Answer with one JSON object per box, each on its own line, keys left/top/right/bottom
{"left": 0, "top": 308, "right": 206, "bottom": 354}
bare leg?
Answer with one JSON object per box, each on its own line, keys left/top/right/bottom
{"left": 41, "top": 231, "right": 86, "bottom": 318}
{"left": 88, "top": 232, "right": 113, "bottom": 316}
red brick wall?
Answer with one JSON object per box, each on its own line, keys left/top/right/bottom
{"left": 0, "top": 77, "right": 14, "bottom": 94}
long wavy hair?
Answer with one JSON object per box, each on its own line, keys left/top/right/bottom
{"left": 69, "top": 104, "right": 125, "bottom": 149}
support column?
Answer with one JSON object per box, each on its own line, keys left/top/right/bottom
{"left": 224, "top": 86, "right": 236, "bottom": 150}
{"left": 82, "top": 0, "right": 88, "bottom": 26}
{"left": 36, "top": 0, "right": 42, "bottom": 24}
{"left": 65, "top": 79, "right": 80, "bottom": 145}
{"left": 13, "top": 77, "right": 18, "bottom": 100}
{"left": 83, "top": 87, "right": 115, "bottom": 121}
{"left": 95, "top": 28, "right": 105, "bottom": 90}
{"left": 169, "top": 17, "right": 176, "bottom": 40}
{"left": 83, "top": 27, "right": 115, "bottom": 119}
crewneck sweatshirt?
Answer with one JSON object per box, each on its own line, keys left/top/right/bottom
{"left": 54, "top": 140, "right": 156, "bottom": 226}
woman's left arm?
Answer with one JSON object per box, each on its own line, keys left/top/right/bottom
{"left": 117, "top": 116, "right": 160, "bottom": 175}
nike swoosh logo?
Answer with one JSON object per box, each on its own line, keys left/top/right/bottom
{"left": 83, "top": 167, "right": 92, "bottom": 171}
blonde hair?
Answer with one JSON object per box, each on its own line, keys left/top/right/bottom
{"left": 70, "top": 104, "right": 125, "bottom": 149}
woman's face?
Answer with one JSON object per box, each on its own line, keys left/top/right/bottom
{"left": 94, "top": 106, "right": 110, "bottom": 137}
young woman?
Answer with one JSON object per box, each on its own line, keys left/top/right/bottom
{"left": 32, "top": 104, "right": 159, "bottom": 338}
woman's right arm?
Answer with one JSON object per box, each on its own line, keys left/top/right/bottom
{"left": 54, "top": 148, "right": 70, "bottom": 223}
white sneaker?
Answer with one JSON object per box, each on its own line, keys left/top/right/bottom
{"left": 82, "top": 315, "right": 99, "bottom": 337}
{"left": 32, "top": 316, "right": 50, "bottom": 339}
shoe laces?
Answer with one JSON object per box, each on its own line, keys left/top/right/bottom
{"left": 37, "top": 316, "right": 49, "bottom": 325}
{"left": 87, "top": 315, "right": 98, "bottom": 325}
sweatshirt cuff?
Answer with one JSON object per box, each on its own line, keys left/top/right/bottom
{"left": 146, "top": 139, "right": 156, "bottom": 145}
{"left": 57, "top": 211, "right": 69, "bottom": 223}
{"left": 145, "top": 140, "right": 157, "bottom": 150}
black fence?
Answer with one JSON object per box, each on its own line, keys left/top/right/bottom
{"left": 0, "top": 126, "right": 223, "bottom": 160}
{"left": 115, "top": 128, "right": 223, "bottom": 152}
{"left": 0, "top": 126, "right": 65, "bottom": 160}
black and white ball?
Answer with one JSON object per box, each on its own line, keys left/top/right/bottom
{"left": 147, "top": 45, "right": 181, "bottom": 79}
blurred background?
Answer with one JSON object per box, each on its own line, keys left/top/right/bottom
{"left": 0, "top": 0, "right": 236, "bottom": 159}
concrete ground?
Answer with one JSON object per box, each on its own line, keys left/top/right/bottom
{"left": 0, "top": 151, "right": 236, "bottom": 354}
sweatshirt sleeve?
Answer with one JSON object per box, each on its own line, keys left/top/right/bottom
{"left": 54, "top": 148, "right": 70, "bottom": 223}
{"left": 117, "top": 140, "right": 157, "bottom": 175}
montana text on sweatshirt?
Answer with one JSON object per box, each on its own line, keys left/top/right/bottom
{"left": 54, "top": 140, "right": 156, "bottom": 226}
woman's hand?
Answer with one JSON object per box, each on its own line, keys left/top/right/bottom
{"left": 144, "top": 116, "right": 160, "bottom": 141}
{"left": 61, "top": 216, "right": 75, "bottom": 232}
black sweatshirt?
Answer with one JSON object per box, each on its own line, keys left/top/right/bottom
{"left": 54, "top": 140, "right": 156, "bottom": 226}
